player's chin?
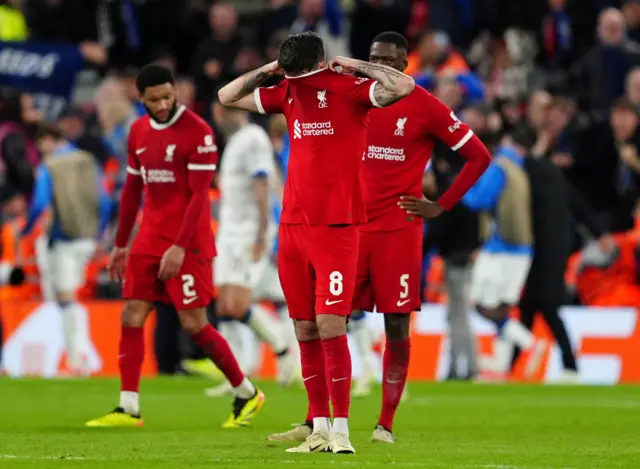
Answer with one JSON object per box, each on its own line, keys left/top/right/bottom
{"left": 154, "top": 111, "right": 170, "bottom": 122}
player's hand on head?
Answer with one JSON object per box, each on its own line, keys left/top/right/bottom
{"left": 397, "top": 195, "right": 444, "bottom": 219}
{"left": 158, "top": 245, "right": 186, "bottom": 281}
{"left": 108, "top": 247, "right": 128, "bottom": 283}
{"left": 264, "top": 60, "right": 283, "bottom": 76}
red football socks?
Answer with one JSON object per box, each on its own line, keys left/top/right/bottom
{"left": 119, "top": 326, "right": 144, "bottom": 392}
{"left": 191, "top": 324, "right": 244, "bottom": 387}
{"left": 299, "top": 339, "right": 330, "bottom": 419}
{"left": 378, "top": 338, "right": 411, "bottom": 431}
{"left": 322, "top": 335, "right": 352, "bottom": 419}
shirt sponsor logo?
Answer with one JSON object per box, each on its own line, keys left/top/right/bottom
{"left": 367, "top": 145, "right": 406, "bottom": 162}
{"left": 293, "top": 119, "right": 334, "bottom": 139}
{"left": 197, "top": 135, "right": 217, "bottom": 153}
{"left": 448, "top": 111, "right": 461, "bottom": 133}
{"left": 140, "top": 167, "right": 176, "bottom": 184}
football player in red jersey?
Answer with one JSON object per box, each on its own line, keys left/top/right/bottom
{"left": 218, "top": 32, "right": 415, "bottom": 454}
{"left": 267, "top": 32, "right": 491, "bottom": 444}
{"left": 86, "top": 65, "right": 264, "bottom": 429}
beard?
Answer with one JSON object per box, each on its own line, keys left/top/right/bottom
{"left": 144, "top": 101, "right": 178, "bottom": 124}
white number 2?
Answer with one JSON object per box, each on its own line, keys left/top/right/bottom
{"left": 400, "top": 274, "right": 409, "bottom": 299}
{"left": 329, "top": 271, "right": 343, "bottom": 296}
{"left": 181, "top": 274, "right": 196, "bottom": 298}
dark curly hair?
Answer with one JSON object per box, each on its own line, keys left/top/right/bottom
{"left": 278, "top": 32, "right": 325, "bottom": 76}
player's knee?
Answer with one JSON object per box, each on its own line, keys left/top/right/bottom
{"left": 121, "top": 300, "right": 151, "bottom": 327}
{"left": 294, "top": 320, "right": 319, "bottom": 341}
{"left": 316, "top": 314, "right": 347, "bottom": 340}
{"left": 178, "top": 308, "right": 208, "bottom": 335}
{"left": 384, "top": 313, "right": 410, "bottom": 341}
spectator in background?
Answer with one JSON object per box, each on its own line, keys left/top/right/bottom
{"left": 405, "top": 30, "right": 469, "bottom": 78}
{"left": 579, "top": 8, "right": 640, "bottom": 116}
{"left": 192, "top": 3, "right": 257, "bottom": 106}
{"left": 116, "top": 68, "right": 146, "bottom": 118}
{"left": 542, "top": 0, "right": 574, "bottom": 71}
{"left": 290, "top": 0, "right": 349, "bottom": 59}
{"left": 622, "top": 0, "right": 640, "bottom": 43}
{"left": 625, "top": 67, "right": 640, "bottom": 110}
{"left": 531, "top": 97, "right": 576, "bottom": 168}
{"left": 175, "top": 77, "right": 197, "bottom": 111}
{"left": 258, "top": 0, "right": 297, "bottom": 53}
{"left": 0, "top": 88, "right": 40, "bottom": 202}
{"left": 58, "top": 107, "right": 109, "bottom": 167}
{"left": 520, "top": 91, "right": 553, "bottom": 141}
{"left": 349, "top": 0, "right": 411, "bottom": 60}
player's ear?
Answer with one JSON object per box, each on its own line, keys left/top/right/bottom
{"left": 402, "top": 58, "right": 409, "bottom": 72}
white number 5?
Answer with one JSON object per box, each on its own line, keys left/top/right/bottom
{"left": 182, "top": 274, "right": 196, "bottom": 298}
{"left": 400, "top": 274, "right": 409, "bottom": 299}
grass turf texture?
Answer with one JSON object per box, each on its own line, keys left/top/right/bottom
{"left": 0, "top": 378, "right": 638, "bottom": 469}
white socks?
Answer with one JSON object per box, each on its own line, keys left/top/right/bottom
{"left": 120, "top": 391, "right": 140, "bottom": 415}
{"left": 233, "top": 377, "right": 256, "bottom": 399}
{"left": 503, "top": 319, "right": 535, "bottom": 350}
{"left": 313, "top": 417, "right": 331, "bottom": 435}
{"left": 332, "top": 417, "right": 349, "bottom": 435}
{"left": 246, "top": 307, "right": 288, "bottom": 354}
{"left": 61, "top": 302, "right": 87, "bottom": 372}
{"left": 492, "top": 337, "right": 514, "bottom": 373}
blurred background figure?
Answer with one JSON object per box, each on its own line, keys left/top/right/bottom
{"left": 22, "top": 123, "right": 110, "bottom": 375}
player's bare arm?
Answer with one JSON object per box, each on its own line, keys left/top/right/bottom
{"left": 218, "top": 61, "right": 282, "bottom": 111}
{"left": 329, "top": 56, "right": 415, "bottom": 107}
{"left": 252, "top": 176, "right": 270, "bottom": 262}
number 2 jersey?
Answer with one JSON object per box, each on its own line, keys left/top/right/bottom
{"left": 254, "top": 68, "right": 380, "bottom": 226}
{"left": 125, "top": 105, "right": 218, "bottom": 258}
{"left": 361, "top": 86, "right": 475, "bottom": 232}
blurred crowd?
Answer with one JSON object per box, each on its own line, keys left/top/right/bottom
{"left": 0, "top": 0, "right": 639, "bottom": 308}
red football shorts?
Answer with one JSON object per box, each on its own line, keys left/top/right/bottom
{"left": 353, "top": 226, "right": 423, "bottom": 313}
{"left": 123, "top": 254, "right": 213, "bottom": 310}
{"left": 278, "top": 223, "right": 359, "bottom": 320}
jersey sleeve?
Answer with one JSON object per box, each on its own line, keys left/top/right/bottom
{"left": 245, "top": 128, "right": 275, "bottom": 177}
{"left": 187, "top": 123, "right": 218, "bottom": 172}
{"left": 126, "top": 126, "right": 141, "bottom": 176}
{"left": 254, "top": 81, "right": 288, "bottom": 115}
{"left": 339, "top": 75, "right": 381, "bottom": 109}
{"left": 421, "top": 91, "right": 474, "bottom": 151}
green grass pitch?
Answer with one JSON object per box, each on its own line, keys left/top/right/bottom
{"left": 0, "top": 378, "right": 638, "bottom": 468}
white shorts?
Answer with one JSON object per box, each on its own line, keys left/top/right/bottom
{"left": 215, "top": 236, "right": 284, "bottom": 301}
{"left": 49, "top": 239, "right": 97, "bottom": 293}
{"left": 470, "top": 251, "right": 531, "bottom": 308}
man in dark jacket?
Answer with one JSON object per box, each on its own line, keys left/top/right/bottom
{"left": 514, "top": 129, "right": 614, "bottom": 382}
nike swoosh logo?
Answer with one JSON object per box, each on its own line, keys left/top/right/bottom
{"left": 288, "top": 98, "right": 294, "bottom": 104}
{"left": 396, "top": 299, "right": 410, "bottom": 307}
{"left": 136, "top": 148, "right": 146, "bottom": 155}
{"left": 332, "top": 377, "right": 347, "bottom": 382}
{"left": 303, "top": 375, "right": 317, "bottom": 382}
{"left": 183, "top": 296, "right": 199, "bottom": 305}
{"left": 325, "top": 299, "right": 343, "bottom": 306}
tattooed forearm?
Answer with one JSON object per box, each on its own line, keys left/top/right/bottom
{"left": 354, "top": 62, "right": 404, "bottom": 86}
{"left": 344, "top": 59, "right": 414, "bottom": 106}
{"left": 233, "top": 70, "right": 270, "bottom": 101}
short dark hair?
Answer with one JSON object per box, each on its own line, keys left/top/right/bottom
{"left": 135, "top": 64, "right": 175, "bottom": 94}
{"left": 278, "top": 32, "right": 325, "bottom": 76}
{"left": 613, "top": 97, "right": 638, "bottom": 114}
{"left": 35, "top": 122, "right": 64, "bottom": 142}
{"left": 372, "top": 31, "right": 408, "bottom": 51}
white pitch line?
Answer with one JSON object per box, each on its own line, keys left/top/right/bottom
{"left": 0, "top": 455, "right": 577, "bottom": 469}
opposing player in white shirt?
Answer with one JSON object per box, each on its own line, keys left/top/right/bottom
{"left": 205, "top": 102, "right": 297, "bottom": 396}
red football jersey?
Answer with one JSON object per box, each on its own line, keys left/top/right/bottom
{"left": 255, "top": 69, "right": 380, "bottom": 226}
{"left": 361, "top": 87, "right": 474, "bottom": 232}
{"left": 126, "top": 106, "right": 218, "bottom": 258}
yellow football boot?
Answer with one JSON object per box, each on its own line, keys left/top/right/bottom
{"left": 86, "top": 408, "right": 143, "bottom": 428}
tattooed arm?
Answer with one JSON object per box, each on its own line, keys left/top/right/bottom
{"left": 218, "top": 61, "right": 282, "bottom": 111}
{"left": 329, "top": 56, "right": 415, "bottom": 107}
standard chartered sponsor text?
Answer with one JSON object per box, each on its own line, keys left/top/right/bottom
{"left": 367, "top": 145, "right": 406, "bottom": 161}
{"left": 301, "top": 121, "right": 334, "bottom": 136}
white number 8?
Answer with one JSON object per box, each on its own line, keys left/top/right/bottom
{"left": 182, "top": 274, "right": 196, "bottom": 298}
{"left": 329, "top": 271, "right": 343, "bottom": 296}
{"left": 400, "top": 274, "right": 409, "bottom": 299}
